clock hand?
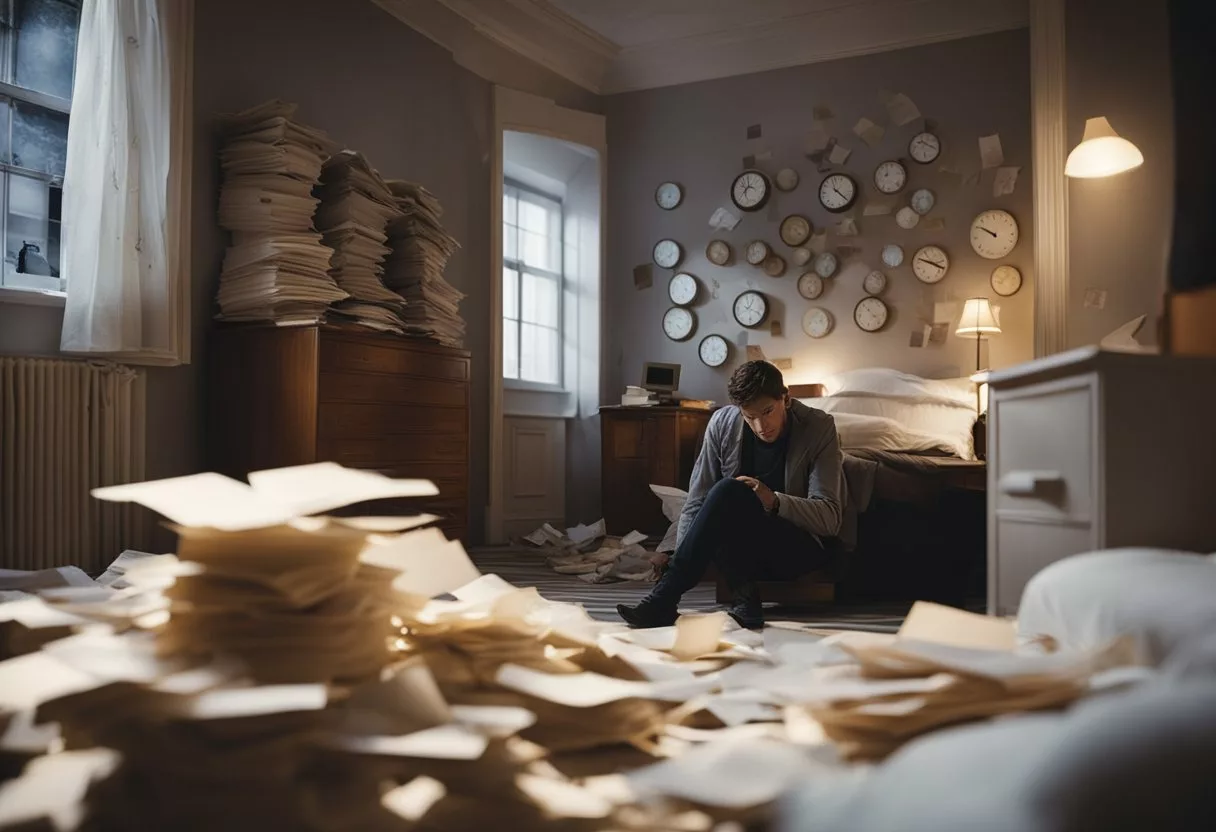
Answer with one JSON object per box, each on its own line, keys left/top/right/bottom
{"left": 917, "top": 258, "right": 945, "bottom": 270}
{"left": 833, "top": 187, "right": 847, "bottom": 199}
{"left": 978, "top": 226, "right": 997, "bottom": 238}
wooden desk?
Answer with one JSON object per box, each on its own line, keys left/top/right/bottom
{"left": 599, "top": 405, "right": 714, "bottom": 536}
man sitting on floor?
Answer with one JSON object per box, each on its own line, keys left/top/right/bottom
{"left": 617, "top": 360, "right": 843, "bottom": 630}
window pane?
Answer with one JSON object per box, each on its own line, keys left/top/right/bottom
{"left": 5, "top": 172, "right": 62, "bottom": 289}
{"left": 503, "top": 223, "right": 517, "bottom": 262}
{"left": 14, "top": 0, "right": 81, "bottom": 100}
{"left": 502, "top": 267, "right": 518, "bottom": 320}
{"left": 521, "top": 272, "right": 558, "bottom": 327}
{"left": 520, "top": 323, "right": 559, "bottom": 385}
{"left": 519, "top": 199, "right": 548, "bottom": 235}
{"left": 502, "top": 319, "right": 519, "bottom": 379}
{"left": 0, "top": 100, "right": 10, "bottom": 166}
{"left": 520, "top": 229, "right": 554, "bottom": 271}
{"left": 503, "top": 190, "right": 517, "bottom": 226}
{"left": 12, "top": 100, "right": 69, "bottom": 176}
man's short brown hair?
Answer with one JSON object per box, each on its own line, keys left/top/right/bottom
{"left": 727, "top": 360, "right": 787, "bottom": 406}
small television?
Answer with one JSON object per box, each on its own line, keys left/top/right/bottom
{"left": 642, "top": 362, "right": 681, "bottom": 394}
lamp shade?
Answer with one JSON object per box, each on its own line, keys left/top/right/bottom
{"left": 1065, "top": 117, "right": 1144, "bottom": 178}
{"left": 956, "top": 298, "right": 1001, "bottom": 338}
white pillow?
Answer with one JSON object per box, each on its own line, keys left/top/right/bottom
{"left": 826, "top": 368, "right": 975, "bottom": 408}
{"left": 803, "top": 396, "right": 976, "bottom": 459}
{"left": 828, "top": 412, "right": 957, "bottom": 455}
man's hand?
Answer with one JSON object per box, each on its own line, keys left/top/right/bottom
{"left": 736, "top": 475, "right": 777, "bottom": 511}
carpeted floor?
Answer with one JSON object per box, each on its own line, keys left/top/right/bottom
{"left": 468, "top": 547, "right": 916, "bottom": 632}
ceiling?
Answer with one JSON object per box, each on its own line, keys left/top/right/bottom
{"left": 377, "top": 0, "right": 1029, "bottom": 94}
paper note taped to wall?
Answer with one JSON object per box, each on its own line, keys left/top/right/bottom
{"left": 808, "top": 231, "right": 828, "bottom": 254}
{"left": 745, "top": 345, "right": 766, "bottom": 362}
{"left": 863, "top": 201, "right": 894, "bottom": 216}
{"left": 771, "top": 358, "right": 793, "bottom": 370}
{"left": 933, "top": 301, "right": 959, "bottom": 324}
{"left": 709, "top": 206, "right": 741, "bottom": 231}
{"left": 1083, "top": 288, "right": 1108, "bottom": 310}
{"left": 928, "top": 322, "right": 949, "bottom": 345}
{"left": 979, "top": 134, "right": 1005, "bottom": 169}
{"left": 922, "top": 217, "right": 946, "bottom": 231}
{"left": 828, "top": 143, "right": 852, "bottom": 165}
{"left": 883, "top": 92, "right": 922, "bottom": 127}
{"left": 993, "top": 166, "right": 1020, "bottom": 197}
{"left": 770, "top": 319, "right": 783, "bottom": 337}
{"left": 633, "top": 264, "right": 653, "bottom": 290}
{"left": 803, "top": 124, "right": 831, "bottom": 156}
{"left": 853, "top": 117, "right": 885, "bottom": 148}
{"left": 835, "top": 218, "right": 859, "bottom": 237}
{"left": 909, "top": 329, "right": 926, "bottom": 348}
{"left": 813, "top": 105, "right": 835, "bottom": 121}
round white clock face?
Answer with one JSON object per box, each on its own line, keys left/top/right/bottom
{"left": 874, "top": 160, "right": 907, "bottom": 195}
{"left": 909, "top": 132, "right": 941, "bottom": 164}
{"left": 653, "top": 239, "right": 682, "bottom": 269}
{"left": 732, "top": 170, "right": 770, "bottom": 212}
{"left": 733, "top": 291, "right": 767, "bottom": 328}
{"left": 706, "top": 239, "right": 731, "bottom": 266}
{"left": 912, "top": 245, "right": 950, "bottom": 284}
{"left": 854, "top": 297, "right": 889, "bottom": 332}
{"left": 910, "top": 188, "right": 935, "bottom": 216}
{"left": 970, "top": 209, "right": 1019, "bottom": 260}
{"left": 776, "top": 167, "right": 800, "bottom": 191}
{"left": 745, "top": 240, "right": 770, "bottom": 266}
{"left": 797, "top": 271, "right": 824, "bottom": 300}
{"left": 802, "top": 307, "right": 834, "bottom": 339}
{"left": 655, "top": 181, "right": 682, "bottom": 210}
{"left": 663, "top": 306, "right": 695, "bottom": 341}
{"left": 990, "top": 264, "right": 1023, "bottom": 297}
{"left": 863, "top": 270, "right": 887, "bottom": 296}
{"left": 668, "top": 272, "right": 697, "bottom": 306}
{"left": 813, "top": 251, "right": 838, "bottom": 279}
{"left": 819, "top": 173, "right": 857, "bottom": 213}
{"left": 780, "top": 214, "right": 812, "bottom": 247}
{"left": 792, "top": 247, "right": 812, "bottom": 266}
{"left": 699, "top": 334, "right": 729, "bottom": 367}
{"left": 763, "top": 255, "right": 786, "bottom": 278}
{"left": 896, "top": 206, "right": 920, "bottom": 230}
{"left": 882, "top": 244, "right": 905, "bottom": 268}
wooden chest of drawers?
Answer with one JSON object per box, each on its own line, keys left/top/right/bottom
{"left": 207, "top": 325, "right": 471, "bottom": 541}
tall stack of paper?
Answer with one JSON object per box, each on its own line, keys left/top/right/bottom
{"left": 214, "top": 101, "right": 347, "bottom": 325}
{"left": 382, "top": 180, "right": 466, "bottom": 347}
{"left": 314, "top": 151, "right": 408, "bottom": 334}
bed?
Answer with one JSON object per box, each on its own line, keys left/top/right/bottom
{"left": 716, "top": 369, "right": 987, "bottom": 606}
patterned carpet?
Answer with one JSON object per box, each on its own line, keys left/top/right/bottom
{"left": 468, "top": 547, "right": 915, "bottom": 632}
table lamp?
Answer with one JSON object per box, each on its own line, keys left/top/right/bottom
{"left": 956, "top": 297, "right": 1001, "bottom": 416}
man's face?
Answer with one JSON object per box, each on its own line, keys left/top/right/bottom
{"left": 740, "top": 395, "right": 788, "bottom": 443}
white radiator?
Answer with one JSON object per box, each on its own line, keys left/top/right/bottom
{"left": 1, "top": 357, "right": 148, "bottom": 574}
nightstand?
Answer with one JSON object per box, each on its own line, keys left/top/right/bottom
{"left": 986, "top": 347, "right": 1216, "bottom": 615}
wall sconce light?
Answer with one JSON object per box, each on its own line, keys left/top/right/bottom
{"left": 1065, "top": 117, "right": 1144, "bottom": 178}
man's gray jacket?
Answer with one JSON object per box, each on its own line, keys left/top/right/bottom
{"left": 676, "top": 399, "right": 844, "bottom": 549}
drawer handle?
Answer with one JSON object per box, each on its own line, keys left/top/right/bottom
{"left": 999, "top": 470, "right": 1065, "bottom": 496}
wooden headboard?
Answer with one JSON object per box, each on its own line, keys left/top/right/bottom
{"left": 788, "top": 383, "right": 827, "bottom": 399}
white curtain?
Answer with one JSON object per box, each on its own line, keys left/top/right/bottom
{"left": 60, "top": 0, "right": 172, "bottom": 356}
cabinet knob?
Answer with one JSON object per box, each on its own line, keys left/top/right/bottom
{"left": 999, "top": 470, "right": 1065, "bottom": 496}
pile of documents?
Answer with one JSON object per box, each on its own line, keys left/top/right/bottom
{"left": 382, "top": 180, "right": 466, "bottom": 347}
{"left": 214, "top": 101, "right": 348, "bottom": 325}
{"left": 0, "top": 467, "right": 1149, "bottom": 830}
{"left": 521, "top": 520, "right": 658, "bottom": 583}
{"left": 315, "top": 151, "right": 409, "bottom": 333}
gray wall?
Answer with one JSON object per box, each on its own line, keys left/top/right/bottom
{"left": 603, "top": 30, "right": 1035, "bottom": 403}
{"left": 1065, "top": 0, "right": 1174, "bottom": 348}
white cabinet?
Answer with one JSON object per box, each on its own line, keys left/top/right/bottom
{"left": 987, "top": 347, "right": 1216, "bottom": 615}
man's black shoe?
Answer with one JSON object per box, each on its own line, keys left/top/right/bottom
{"left": 726, "top": 583, "right": 764, "bottom": 630}
{"left": 617, "top": 598, "right": 679, "bottom": 629}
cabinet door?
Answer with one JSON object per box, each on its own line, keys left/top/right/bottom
{"left": 602, "top": 413, "right": 678, "bottom": 536}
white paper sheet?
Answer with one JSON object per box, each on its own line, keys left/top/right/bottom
{"left": 993, "top": 165, "right": 1020, "bottom": 197}
{"left": 673, "top": 612, "right": 728, "bottom": 661}
{"left": 0, "top": 749, "right": 120, "bottom": 832}
{"left": 338, "top": 723, "right": 489, "bottom": 759}
{"left": 979, "top": 134, "right": 1005, "bottom": 169}
{"left": 186, "top": 684, "right": 328, "bottom": 719}
{"left": 709, "top": 206, "right": 742, "bottom": 231}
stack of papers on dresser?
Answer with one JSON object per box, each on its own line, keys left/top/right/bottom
{"left": 214, "top": 101, "right": 347, "bottom": 325}
{"left": 315, "top": 151, "right": 408, "bottom": 334}
{"left": 382, "top": 180, "right": 466, "bottom": 347}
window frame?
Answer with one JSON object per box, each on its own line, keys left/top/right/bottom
{"left": 502, "top": 177, "right": 565, "bottom": 391}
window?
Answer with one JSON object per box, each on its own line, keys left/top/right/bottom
{"left": 0, "top": 0, "right": 78, "bottom": 293}
{"left": 502, "top": 181, "right": 563, "bottom": 385}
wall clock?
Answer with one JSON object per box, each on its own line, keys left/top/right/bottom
{"left": 970, "top": 209, "right": 1019, "bottom": 260}
{"left": 776, "top": 167, "right": 800, "bottom": 192}
{"left": 797, "top": 271, "right": 824, "bottom": 300}
{"left": 862, "top": 270, "right": 887, "bottom": 295}
{"left": 813, "top": 251, "right": 838, "bottom": 279}
{"left": 818, "top": 173, "right": 858, "bottom": 213}
{"left": 912, "top": 244, "right": 950, "bottom": 284}
{"left": 731, "top": 169, "right": 771, "bottom": 212}
{"left": 874, "top": 160, "right": 908, "bottom": 195}
{"left": 745, "top": 240, "right": 770, "bottom": 266}
{"left": 733, "top": 290, "right": 768, "bottom": 328}
{"left": 990, "top": 264, "right": 1023, "bottom": 297}
{"left": 668, "top": 272, "right": 698, "bottom": 306}
{"left": 910, "top": 188, "right": 935, "bottom": 216}
{"left": 663, "top": 306, "right": 696, "bottom": 341}
{"left": 706, "top": 239, "right": 732, "bottom": 266}
{"left": 699, "top": 334, "right": 729, "bottom": 368}
{"left": 780, "top": 214, "right": 812, "bottom": 247}
{"left": 895, "top": 206, "right": 920, "bottom": 230}
{"left": 653, "top": 239, "right": 682, "bottom": 269}
{"left": 881, "top": 244, "right": 904, "bottom": 268}
{"left": 802, "top": 307, "right": 834, "bottom": 339}
{"left": 655, "top": 182, "right": 682, "bottom": 210}
{"left": 909, "top": 131, "right": 941, "bottom": 164}
{"left": 792, "top": 247, "right": 812, "bottom": 266}
{"left": 854, "top": 296, "right": 889, "bottom": 332}
{"left": 763, "top": 254, "right": 787, "bottom": 277}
